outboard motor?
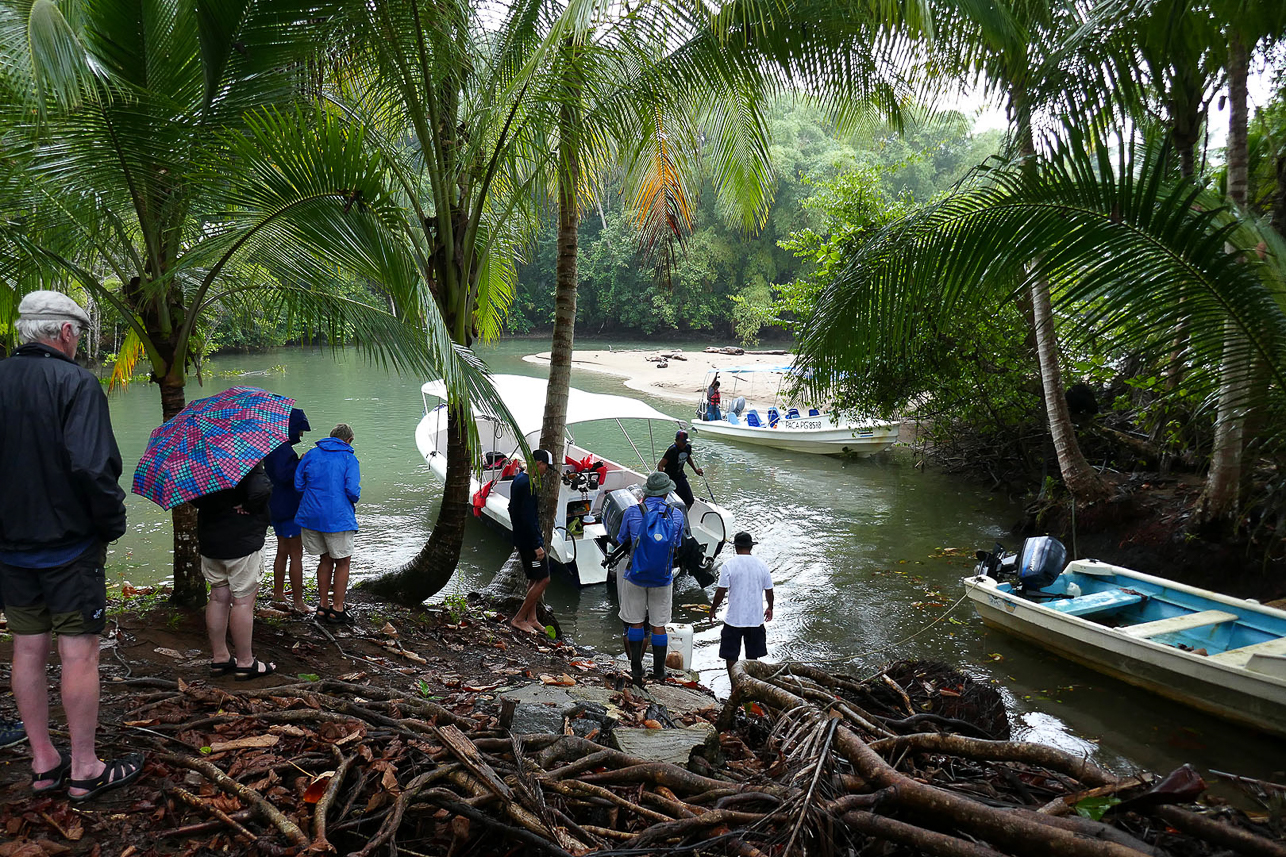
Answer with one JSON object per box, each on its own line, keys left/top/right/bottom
{"left": 599, "top": 488, "right": 642, "bottom": 544}
{"left": 974, "top": 536, "right": 1067, "bottom": 594}
{"left": 731, "top": 396, "right": 746, "bottom": 416}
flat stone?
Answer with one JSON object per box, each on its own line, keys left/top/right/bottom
{"left": 611, "top": 723, "right": 717, "bottom": 766}
{"left": 644, "top": 684, "right": 719, "bottom": 716}
{"left": 500, "top": 683, "right": 576, "bottom": 708}
{"left": 510, "top": 703, "right": 566, "bottom": 735}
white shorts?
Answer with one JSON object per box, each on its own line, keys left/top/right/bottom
{"left": 618, "top": 579, "right": 672, "bottom": 626}
{"left": 201, "top": 550, "right": 265, "bottom": 598}
{"left": 301, "top": 529, "right": 355, "bottom": 559}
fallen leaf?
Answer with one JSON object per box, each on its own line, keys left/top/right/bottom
{"left": 123, "top": 719, "right": 158, "bottom": 727}
{"left": 539, "top": 674, "right": 576, "bottom": 687}
{"left": 463, "top": 682, "right": 502, "bottom": 692}
{"left": 268, "top": 724, "right": 308, "bottom": 737}
{"left": 642, "top": 719, "right": 663, "bottom": 729}
{"left": 153, "top": 647, "right": 185, "bottom": 660}
{"left": 209, "top": 734, "right": 280, "bottom": 752}
{"left": 381, "top": 622, "right": 398, "bottom": 637}
{"left": 338, "top": 672, "right": 367, "bottom": 682}
{"left": 302, "top": 772, "right": 335, "bottom": 804}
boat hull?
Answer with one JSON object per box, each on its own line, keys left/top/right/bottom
{"left": 964, "top": 569, "right": 1286, "bottom": 738}
{"left": 692, "top": 417, "right": 898, "bottom": 456}
{"left": 416, "top": 406, "right": 733, "bottom": 587}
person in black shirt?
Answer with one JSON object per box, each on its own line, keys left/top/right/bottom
{"left": 508, "top": 449, "right": 552, "bottom": 633}
{"left": 657, "top": 430, "right": 703, "bottom": 509}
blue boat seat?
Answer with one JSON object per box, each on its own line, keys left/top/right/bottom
{"left": 745, "top": 410, "right": 762, "bottom": 428}
{"left": 786, "top": 408, "right": 800, "bottom": 419}
{"left": 726, "top": 413, "right": 739, "bottom": 425}
{"left": 767, "top": 407, "right": 781, "bottom": 427}
{"left": 1047, "top": 589, "right": 1146, "bottom": 617}
{"left": 1208, "top": 636, "right": 1286, "bottom": 667}
{"left": 1122, "top": 610, "right": 1238, "bottom": 639}
{"left": 808, "top": 408, "right": 820, "bottom": 416}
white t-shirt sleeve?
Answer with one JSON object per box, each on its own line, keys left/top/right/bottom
{"left": 716, "top": 565, "right": 730, "bottom": 589}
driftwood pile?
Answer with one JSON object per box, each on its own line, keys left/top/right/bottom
{"left": 4, "top": 659, "right": 1283, "bottom": 857}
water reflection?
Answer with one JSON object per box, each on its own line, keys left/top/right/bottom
{"left": 102, "top": 342, "right": 1286, "bottom": 783}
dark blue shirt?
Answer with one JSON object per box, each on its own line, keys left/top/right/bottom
{"left": 508, "top": 471, "right": 543, "bottom": 550}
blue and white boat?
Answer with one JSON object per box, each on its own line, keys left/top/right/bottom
{"left": 690, "top": 365, "right": 899, "bottom": 456}
{"left": 964, "top": 537, "right": 1286, "bottom": 737}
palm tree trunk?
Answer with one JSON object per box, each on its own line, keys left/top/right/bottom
{"left": 1197, "top": 31, "right": 1251, "bottom": 526}
{"left": 1014, "top": 94, "right": 1109, "bottom": 502}
{"left": 160, "top": 380, "right": 205, "bottom": 608}
{"left": 537, "top": 72, "right": 582, "bottom": 546}
{"left": 366, "top": 404, "right": 474, "bottom": 605}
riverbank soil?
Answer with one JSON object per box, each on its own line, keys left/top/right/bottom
{"left": 1021, "top": 473, "right": 1286, "bottom": 602}
{"left": 2, "top": 592, "right": 1284, "bottom": 857}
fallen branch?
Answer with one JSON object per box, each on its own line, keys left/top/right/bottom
{"left": 158, "top": 752, "right": 309, "bottom": 848}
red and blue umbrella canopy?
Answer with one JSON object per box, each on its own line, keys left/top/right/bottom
{"left": 132, "top": 386, "right": 295, "bottom": 510}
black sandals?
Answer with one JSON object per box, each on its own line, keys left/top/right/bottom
{"left": 233, "top": 659, "right": 277, "bottom": 681}
{"left": 32, "top": 749, "right": 71, "bottom": 794}
{"left": 68, "top": 753, "right": 145, "bottom": 802}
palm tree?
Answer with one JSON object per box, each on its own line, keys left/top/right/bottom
{"left": 0, "top": 1, "right": 469, "bottom": 606}
{"left": 795, "top": 137, "right": 1286, "bottom": 484}
{"left": 1196, "top": 0, "right": 1286, "bottom": 526}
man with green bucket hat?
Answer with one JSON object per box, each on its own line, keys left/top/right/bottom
{"left": 615, "top": 471, "right": 686, "bottom": 686}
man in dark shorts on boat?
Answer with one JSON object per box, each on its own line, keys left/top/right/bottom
{"left": 657, "top": 430, "right": 703, "bottom": 510}
{"left": 508, "top": 449, "right": 553, "bottom": 634}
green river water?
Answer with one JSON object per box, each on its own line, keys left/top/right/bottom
{"left": 103, "top": 342, "right": 1285, "bottom": 783}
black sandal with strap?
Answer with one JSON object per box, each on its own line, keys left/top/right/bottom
{"left": 209, "top": 658, "right": 236, "bottom": 677}
{"left": 32, "top": 749, "right": 71, "bottom": 794}
{"left": 233, "top": 659, "right": 277, "bottom": 681}
{"left": 68, "top": 753, "right": 145, "bottom": 802}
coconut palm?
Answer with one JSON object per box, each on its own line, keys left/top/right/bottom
{"left": 0, "top": 0, "right": 490, "bottom": 606}
{"left": 795, "top": 136, "right": 1286, "bottom": 476}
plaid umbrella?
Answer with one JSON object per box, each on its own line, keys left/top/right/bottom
{"left": 132, "top": 386, "right": 295, "bottom": 509}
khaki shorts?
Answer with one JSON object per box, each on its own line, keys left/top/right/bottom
{"left": 618, "top": 579, "right": 672, "bottom": 627}
{"left": 301, "top": 529, "right": 355, "bottom": 559}
{"left": 201, "top": 550, "right": 265, "bottom": 598}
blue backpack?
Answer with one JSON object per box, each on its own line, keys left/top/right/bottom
{"left": 628, "top": 503, "right": 675, "bottom": 586}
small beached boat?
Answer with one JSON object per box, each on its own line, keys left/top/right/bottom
{"left": 963, "top": 538, "right": 1286, "bottom": 737}
{"left": 689, "top": 366, "right": 898, "bottom": 456}
{"left": 415, "top": 374, "right": 734, "bottom": 587}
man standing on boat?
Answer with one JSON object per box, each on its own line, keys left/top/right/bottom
{"left": 616, "top": 472, "right": 686, "bottom": 686}
{"left": 657, "top": 430, "right": 703, "bottom": 510}
{"left": 508, "top": 449, "right": 552, "bottom": 634}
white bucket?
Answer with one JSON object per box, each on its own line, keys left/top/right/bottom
{"left": 667, "top": 623, "right": 694, "bottom": 670}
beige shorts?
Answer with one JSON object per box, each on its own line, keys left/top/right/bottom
{"left": 618, "top": 578, "right": 672, "bottom": 627}
{"left": 301, "top": 528, "right": 355, "bottom": 559}
{"left": 201, "top": 550, "right": 265, "bottom": 598}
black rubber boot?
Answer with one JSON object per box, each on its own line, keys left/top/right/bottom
{"left": 627, "top": 640, "right": 646, "bottom": 687}
{"left": 652, "top": 644, "right": 668, "bottom": 681}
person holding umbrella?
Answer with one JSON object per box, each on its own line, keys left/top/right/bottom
{"left": 133, "top": 386, "right": 299, "bottom": 680}
{"left": 295, "top": 424, "right": 361, "bottom": 624}
{"left": 191, "top": 462, "right": 276, "bottom": 679}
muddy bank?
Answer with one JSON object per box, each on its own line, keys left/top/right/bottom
{"left": 2, "top": 588, "right": 1284, "bottom": 857}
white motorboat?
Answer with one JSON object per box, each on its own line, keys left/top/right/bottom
{"left": 689, "top": 365, "right": 899, "bottom": 456}
{"left": 964, "top": 537, "right": 1286, "bottom": 737}
{"left": 415, "top": 374, "right": 734, "bottom": 586}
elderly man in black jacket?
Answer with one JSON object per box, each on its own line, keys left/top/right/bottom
{"left": 0, "top": 291, "right": 142, "bottom": 801}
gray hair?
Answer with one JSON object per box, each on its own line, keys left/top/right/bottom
{"left": 330, "top": 423, "right": 354, "bottom": 442}
{"left": 15, "top": 317, "right": 79, "bottom": 345}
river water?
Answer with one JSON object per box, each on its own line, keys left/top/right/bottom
{"left": 104, "top": 342, "right": 1285, "bottom": 783}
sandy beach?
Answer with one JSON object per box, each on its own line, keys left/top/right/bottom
{"left": 523, "top": 346, "right": 794, "bottom": 404}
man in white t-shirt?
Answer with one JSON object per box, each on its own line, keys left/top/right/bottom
{"left": 709, "top": 531, "right": 774, "bottom": 680}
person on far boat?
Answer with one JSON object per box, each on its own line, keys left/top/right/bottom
{"left": 507, "top": 449, "right": 553, "bottom": 635}
{"left": 705, "top": 379, "right": 722, "bottom": 422}
{"left": 615, "top": 472, "right": 686, "bottom": 686}
{"left": 263, "top": 407, "right": 310, "bottom": 614}
{"left": 657, "top": 429, "right": 703, "bottom": 509}
{"left": 709, "top": 531, "right": 774, "bottom": 681}
{"left": 295, "top": 424, "right": 361, "bottom": 625}
{"left": 191, "top": 462, "right": 277, "bottom": 681}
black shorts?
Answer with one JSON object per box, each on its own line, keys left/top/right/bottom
{"left": 0, "top": 542, "right": 107, "bottom": 636}
{"left": 517, "top": 546, "right": 550, "bottom": 581}
{"left": 719, "top": 624, "right": 767, "bottom": 661}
